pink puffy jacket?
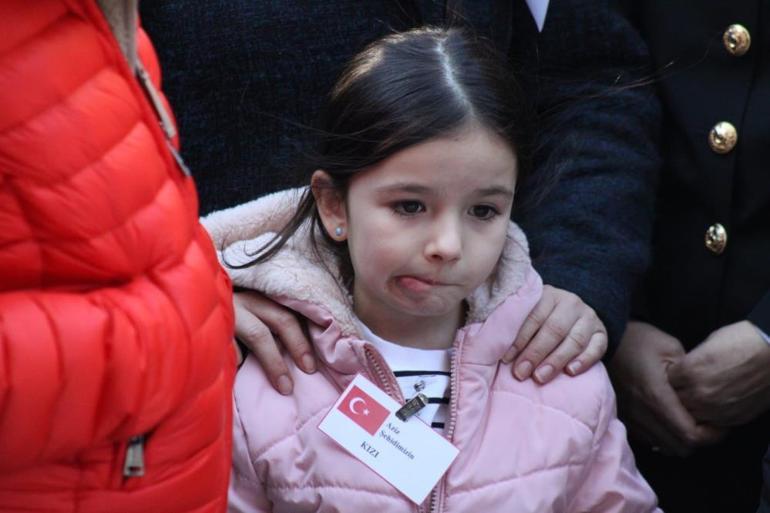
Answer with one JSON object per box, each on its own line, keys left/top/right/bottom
{"left": 204, "top": 190, "right": 660, "bottom": 513}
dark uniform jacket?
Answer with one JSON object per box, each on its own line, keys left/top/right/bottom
{"left": 762, "top": 447, "right": 770, "bottom": 513}
{"left": 625, "top": 1, "right": 770, "bottom": 512}
{"left": 141, "top": 0, "right": 661, "bottom": 351}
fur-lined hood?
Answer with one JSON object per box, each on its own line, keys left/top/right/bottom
{"left": 203, "top": 187, "right": 535, "bottom": 337}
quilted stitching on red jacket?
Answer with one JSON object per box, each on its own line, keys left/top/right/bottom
{"left": 0, "top": 2, "right": 234, "bottom": 512}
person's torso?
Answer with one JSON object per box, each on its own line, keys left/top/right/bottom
{"left": 0, "top": 2, "right": 234, "bottom": 511}
{"left": 631, "top": 0, "right": 770, "bottom": 347}
{"left": 232, "top": 304, "right": 617, "bottom": 513}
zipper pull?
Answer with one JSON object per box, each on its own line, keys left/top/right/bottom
{"left": 396, "top": 392, "right": 428, "bottom": 421}
{"left": 123, "top": 435, "right": 146, "bottom": 477}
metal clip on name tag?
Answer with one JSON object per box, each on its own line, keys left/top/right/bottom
{"left": 396, "top": 393, "right": 429, "bottom": 421}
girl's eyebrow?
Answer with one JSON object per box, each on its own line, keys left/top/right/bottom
{"left": 477, "top": 186, "right": 514, "bottom": 199}
{"left": 376, "top": 183, "right": 513, "bottom": 198}
{"left": 376, "top": 183, "right": 433, "bottom": 195}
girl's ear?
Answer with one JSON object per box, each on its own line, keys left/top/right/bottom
{"left": 311, "top": 170, "right": 348, "bottom": 241}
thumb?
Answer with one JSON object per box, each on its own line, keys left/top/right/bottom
{"left": 665, "top": 355, "right": 689, "bottom": 389}
{"left": 694, "top": 423, "right": 727, "bottom": 445}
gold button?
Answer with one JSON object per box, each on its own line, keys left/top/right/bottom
{"left": 723, "top": 24, "right": 751, "bottom": 56}
{"left": 705, "top": 223, "right": 728, "bottom": 254}
{"left": 708, "top": 121, "right": 738, "bottom": 154}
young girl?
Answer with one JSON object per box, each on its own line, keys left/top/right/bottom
{"left": 204, "top": 27, "right": 659, "bottom": 513}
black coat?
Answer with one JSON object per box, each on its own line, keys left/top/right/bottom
{"left": 630, "top": 0, "right": 770, "bottom": 349}
{"left": 141, "top": 0, "right": 660, "bottom": 350}
{"left": 762, "top": 447, "right": 770, "bottom": 513}
{"left": 625, "top": 1, "right": 770, "bottom": 511}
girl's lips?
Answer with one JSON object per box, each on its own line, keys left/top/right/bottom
{"left": 396, "top": 275, "right": 441, "bottom": 293}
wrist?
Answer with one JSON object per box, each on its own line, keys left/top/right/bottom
{"left": 751, "top": 322, "right": 770, "bottom": 346}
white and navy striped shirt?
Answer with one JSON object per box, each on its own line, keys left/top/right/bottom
{"left": 355, "top": 320, "right": 451, "bottom": 431}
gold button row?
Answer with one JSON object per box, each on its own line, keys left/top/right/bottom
{"left": 707, "top": 25, "right": 749, "bottom": 155}
{"left": 700, "top": 25, "right": 746, "bottom": 253}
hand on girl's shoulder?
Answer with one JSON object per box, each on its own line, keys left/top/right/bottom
{"left": 504, "top": 285, "right": 608, "bottom": 385}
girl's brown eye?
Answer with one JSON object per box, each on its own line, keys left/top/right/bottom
{"left": 469, "top": 205, "right": 499, "bottom": 220}
{"left": 394, "top": 201, "right": 425, "bottom": 215}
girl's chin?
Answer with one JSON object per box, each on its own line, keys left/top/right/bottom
{"left": 389, "top": 294, "right": 464, "bottom": 320}
{"left": 354, "top": 284, "right": 466, "bottom": 325}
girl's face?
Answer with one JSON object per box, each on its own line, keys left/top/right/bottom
{"left": 316, "top": 125, "right": 517, "bottom": 342}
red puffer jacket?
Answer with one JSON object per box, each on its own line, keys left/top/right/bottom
{"left": 0, "top": 1, "right": 235, "bottom": 512}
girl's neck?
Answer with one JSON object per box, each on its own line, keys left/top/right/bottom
{"left": 355, "top": 305, "right": 465, "bottom": 350}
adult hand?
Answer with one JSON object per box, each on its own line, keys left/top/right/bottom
{"left": 503, "top": 285, "right": 608, "bottom": 384}
{"left": 668, "top": 320, "right": 770, "bottom": 427}
{"left": 608, "top": 321, "right": 724, "bottom": 456}
{"left": 234, "top": 290, "right": 316, "bottom": 395}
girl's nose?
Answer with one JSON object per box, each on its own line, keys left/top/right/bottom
{"left": 424, "top": 216, "right": 462, "bottom": 262}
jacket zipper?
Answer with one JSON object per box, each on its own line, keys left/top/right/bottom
{"left": 426, "top": 332, "right": 464, "bottom": 513}
{"left": 134, "top": 62, "right": 191, "bottom": 177}
{"left": 364, "top": 336, "right": 463, "bottom": 513}
{"left": 365, "top": 346, "right": 427, "bottom": 512}
{"left": 123, "top": 435, "right": 146, "bottom": 478}
{"left": 444, "top": 334, "right": 462, "bottom": 442}
{"left": 363, "top": 345, "right": 403, "bottom": 402}
{"left": 428, "top": 489, "right": 438, "bottom": 513}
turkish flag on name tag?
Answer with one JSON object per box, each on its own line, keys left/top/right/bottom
{"left": 338, "top": 385, "right": 390, "bottom": 435}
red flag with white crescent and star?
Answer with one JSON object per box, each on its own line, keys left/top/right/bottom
{"left": 337, "top": 385, "right": 390, "bottom": 435}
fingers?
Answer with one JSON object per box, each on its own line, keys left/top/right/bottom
{"left": 668, "top": 354, "right": 728, "bottom": 422}
{"left": 510, "top": 286, "right": 607, "bottom": 384}
{"left": 653, "top": 386, "right": 708, "bottom": 456}
{"left": 234, "top": 291, "right": 315, "bottom": 395}
{"left": 503, "top": 287, "right": 556, "bottom": 363}
{"left": 234, "top": 298, "right": 292, "bottom": 394}
{"left": 608, "top": 322, "right": 724, "bottom": 454}
{"left": 514, "top": 298, "right": 581, "bottom": 381}
{"left": 630, "top": 375, "right": 724, "bottom": 456}
{"left": 667, "top": 352, "right": 769, "bottom": 426}
{"left": 232, "top": 338, "right": 244, "bottom": 367}
{"left": 243, "top": 293, "right": 316, "bottom": 373}
{"left": 627, "top": 411, "right": 692, "bottom": 457}
{"left": 554, "top": 324, "right": 608, "bottom": 379}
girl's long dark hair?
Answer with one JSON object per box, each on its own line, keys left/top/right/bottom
{"left": 231, "top": 26, "right": 533, "bottom": 287}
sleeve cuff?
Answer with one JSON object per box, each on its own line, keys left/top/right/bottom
{"left": 748, "top": 291, "right": 770, "bottom": 343}
{"left": 752, "top": 324, "right": 770, "bottom": 345}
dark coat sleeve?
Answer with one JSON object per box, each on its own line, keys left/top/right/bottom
{"left": 749, "top": 292, "right": 770, "bottom": 337}
{"left": 511, "top": 0, "right": 661, "bottom": 356}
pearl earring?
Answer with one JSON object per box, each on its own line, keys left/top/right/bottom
{"left": 334, "top": 226, "right": 344, "bottom": 237}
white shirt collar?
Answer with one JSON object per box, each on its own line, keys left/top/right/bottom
{"left": 353, "top": 318, "right": 451, "bottom": 372}
{"left": 525, "top": 0, "right": 549, "bottom": 32}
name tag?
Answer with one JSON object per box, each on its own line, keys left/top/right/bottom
{"left": 318, "top": 374, "right": 459, "bottom": 504}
